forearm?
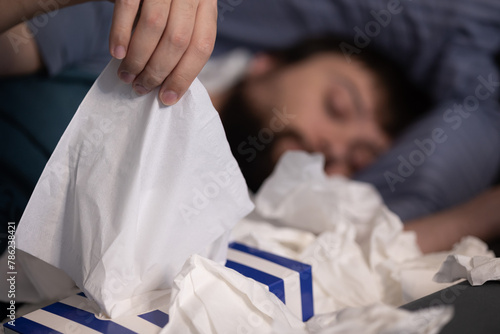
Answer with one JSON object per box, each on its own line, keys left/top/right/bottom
{"left": 0, "top": 0, "right": 86, "bottom": 33}
{"left": 405, "top": 187, "right": 500, "bottom": 253}
{"left": 0, "top": 22, "right": 43, "bottom": 76}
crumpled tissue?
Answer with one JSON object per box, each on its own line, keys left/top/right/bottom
{"left": 163, "top": 254, "right": 305, "bottom": 333}
{"left": 434, "top": 255, "right": 500, "bottom": 286}
{"left": 162, "top": 254, "right": 452, "bottom": 334}
{"left": 15, "top": 58, "right": 254, "bottom": 318}
{"left": 398, "top": 237, "right": 494, "bottom": 302}
{"left": 232, "top": 151, "right": 493, "bottom": 313}
{"left": 248, "top": 151, "right": 422, "bottom": 310}
{"left": 305, "top": 304, "right": 453, "bottom": 334}
{"left": 158, "top": 151, "right": 487, "bottom": 333}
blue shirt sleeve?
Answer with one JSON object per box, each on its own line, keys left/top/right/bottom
{"left": 28, "top": 2, "right": 114, "bottom": 76}
{"left": 355, "top": 100, "right": 500, "bottom": 221}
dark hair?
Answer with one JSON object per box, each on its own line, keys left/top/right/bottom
{"left": 221, "top": 81, "right": 277, "bottom": 193}
{"left": 221, "top": 36, "right": 432, "bottom": 192}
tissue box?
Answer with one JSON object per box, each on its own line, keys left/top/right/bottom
{"left": 3, "top": 293, "right": 169, "bottom": 334}
{"left": 226, "top": 242, "right": 314, "bottom": 321}
{"left": 4, "top": 244, "right": 313, "bottom": 333}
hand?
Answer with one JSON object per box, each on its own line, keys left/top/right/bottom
{"left": 405, "top": 186, "right": 500, "bottom": 253}
{"left": 109, "top": 0, "right": 217, "bottom": 105}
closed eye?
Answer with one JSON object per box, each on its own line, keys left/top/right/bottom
{"left": 325, "top": 95, "right": 348, "bottom": 122}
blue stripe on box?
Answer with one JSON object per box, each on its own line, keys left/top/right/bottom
{"left": 138, "top": 310, "right": 169, "bottom": 328}
{"left": 226, "top": 260, "right": 286, "bottom": 304}
{"left": 4, "top": 317, "right": 63, "bottom": 334}
{"left": 298, "top": 267, "right": 314, "bottom": 321}
{"left": 42, "top": 302, "right": 136, "bottom": 334}
{"left": 229, "top": 242, "right": 311, "bottom": 273}
{"left": 229, "top": 242, "right": 314, "bottom": 322}
{"left": 76, "top": 292, "right": 170, "bottom": 328}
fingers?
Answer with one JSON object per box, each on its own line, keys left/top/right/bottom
{"left": 132, "top": 0, "right": 197, "bottom": 97}
{"left": 110, "top": 0, "right": 217, "bottom": 106}
{"left": 158, "top": 0, "right": 217, "bottom": 105}
{"left": 109, "top": 0, "right": 141, "bottom": 60}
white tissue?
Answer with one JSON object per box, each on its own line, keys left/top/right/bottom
{"left": 434, "top": 255, "right": 500, "bottom": 286}
{"left": 163, "top": 254, "right": 305, "bottom": 334}
{"left": 157, "top": 151, "right": 488, "bottom": 333}
{"left": 305, "top": 304, "right": 453, "bottom": 334}
{"left": 162, "top": 255, "right": 452, "bottom": 334}
{"left": 15, "top": 59, "right": 254, "bottom": 318}
{"left": 250, "top": 151, "right": 422, "bottom": 310}
{"left": 399, "top": 236, "right": 494, "bottom": 302}
{"left": 232, "top": 151, "right": 493, "bottom": 313}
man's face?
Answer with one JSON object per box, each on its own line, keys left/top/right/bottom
{"left": 244, "top": 53, "right": 392, "bottom": 177}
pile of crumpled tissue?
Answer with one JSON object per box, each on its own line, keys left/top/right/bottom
{"left": 165, "top": 151, "right": 496, "bottom": 333}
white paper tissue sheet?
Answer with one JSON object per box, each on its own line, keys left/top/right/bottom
{"left": 434, "top": 255, "right": 500, "bottom": 286}
{"left": 15, "top": 59, "right": 254, "bottom": 318}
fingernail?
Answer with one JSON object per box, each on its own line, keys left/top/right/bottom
{"left": 119, "top": 71, "right": 135, "bottom": 84}
{"left": 113, "top": 45, "right": 126, "bottom": 59}
{"left": 134, "top": 83, "right": 150, "bottom": 96}
{"left": 161, "top": 90, "right": 178, "bottom": 105}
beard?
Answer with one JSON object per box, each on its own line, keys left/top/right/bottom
{"left": 218, "top": 80, "right": 277, "bottom": 193}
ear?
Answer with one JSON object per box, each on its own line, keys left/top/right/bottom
{"left": 246, "top": 53, "right": 278, "bottom": 78}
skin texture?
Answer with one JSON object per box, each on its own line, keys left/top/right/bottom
{"left": 239, "top": 53, "right": 392, "bottom": 178}
{"left": 405, "top": 186, "right": 500, "bottom": 253}
{"left": 0, "top": 0, "right": 217, "bottom": 105}
{"left": 0, "top": 23, "right": 41, "bottom": 76}
{"left": 112, "top": 0, "right": 217, "bottom": 105}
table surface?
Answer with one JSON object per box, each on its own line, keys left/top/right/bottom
{"left": 401, "top": 281, "right": 500, "bottom": 334}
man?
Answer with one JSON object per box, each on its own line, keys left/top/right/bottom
{"left": 1, "top": 0, "right": 499, "bottom": 253}
{"left": 215, "top": 37, "right": 428, "bottom": 193}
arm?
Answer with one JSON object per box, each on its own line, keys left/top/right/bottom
{"left": 0, "top": 0, "right": 217, "bottom": 105}
{"left": 0, "top": 23, "right": 42, "bottom": 76}
{"left": 0, "top": 0, "right": 87, "bottom": 33}
{"left": 405, "top": 186, "right": 500, "bottom": 253}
